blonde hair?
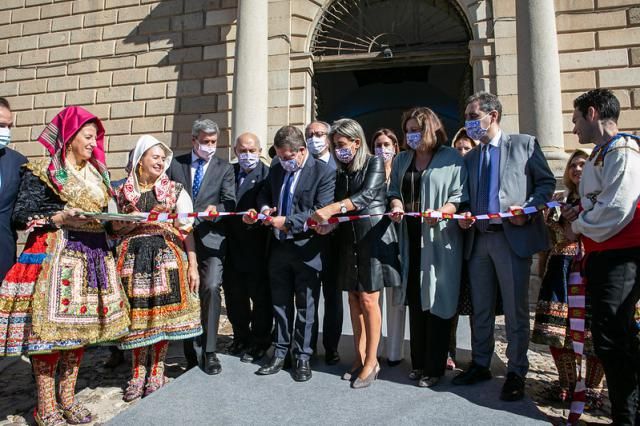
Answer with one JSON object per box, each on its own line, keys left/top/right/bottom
{"left": 329, "top": 118, "right": 371, "bottom": 173}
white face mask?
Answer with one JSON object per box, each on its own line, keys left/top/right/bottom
{"left": 306, "top": 136, "right": 327, "bottom": 156}
{"left": 0, "top": 127, "right": 10, "bottom": 149}
{"left": 196, "top": 143, "right": 216, "bottom": 160}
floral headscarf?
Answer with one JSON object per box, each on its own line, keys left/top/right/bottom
{"left": 36, "top": 106, "right": 112, "bottom": 195}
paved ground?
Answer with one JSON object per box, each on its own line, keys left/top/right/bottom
{"left": 0, "top": 306, "right": 611, "bottom": 425}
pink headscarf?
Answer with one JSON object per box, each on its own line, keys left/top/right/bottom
{"left": 36, "top": 106, "right": 112, "bottom": 195}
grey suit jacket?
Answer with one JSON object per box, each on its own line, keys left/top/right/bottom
{"left": 463, "top": 132, "right": 556, "bottom": 259}
{"left": 168, "top": 153, "right": 236, "bottom": 253}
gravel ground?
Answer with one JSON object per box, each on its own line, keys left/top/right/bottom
{"left": 0, "top": 314, "right": 612, "bottom": 425}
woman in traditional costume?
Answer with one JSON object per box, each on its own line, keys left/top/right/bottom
{"left": 531, "top": 148, "right": 605, "bottom": 409}
{"left": 110, "top": 135, "right": 201, "bottom": 401}
{"left": 0, "top": 106, "right": 130, "bottom": 426}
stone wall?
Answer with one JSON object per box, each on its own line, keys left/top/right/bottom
{"left": 0, "top": 0, "right": 239, "bottom": 181}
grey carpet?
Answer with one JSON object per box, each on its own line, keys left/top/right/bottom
{"left": 110, "top": 296, "right": 547, "bottom": 425}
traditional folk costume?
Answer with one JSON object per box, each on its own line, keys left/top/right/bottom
{"left": 111, "top": 135, "right": 201, "bottom": 401}
{"left": 531, "top": 149, "right": 605, "bottom": 408}
{"left": 571, "top": 133, "right": 640, "bottom": 424}
{"left": 0, "top": 107, "right": 130, "bottom": 426}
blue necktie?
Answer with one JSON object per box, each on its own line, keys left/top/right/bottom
{"left": 476, "top": 144, "right": 491, "bottom": 232}
{"left": 192, "top": 158, "right": 205, "bottom": 199}
{"left": 280, "top": 172, "right": 294, "bottom": 217}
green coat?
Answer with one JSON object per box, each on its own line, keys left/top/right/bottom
{"left": 387, "top": 146, "right": 468, "bottom": 319}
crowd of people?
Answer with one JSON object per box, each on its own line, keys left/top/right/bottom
{"left": 0, "top": 88, "right": 638, "bottom": 425}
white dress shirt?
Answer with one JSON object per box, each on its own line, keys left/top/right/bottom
{"left": 190, "top": 151, "right": 212, "bottom": 185}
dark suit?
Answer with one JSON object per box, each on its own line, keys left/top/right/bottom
{"left": 310, "top": 154, "right": 343, "bottom": 356}
{"left": 168, "top": 153, "right": 236, "bottom": 359}
{"left": 257, "top": 154, "right": 335, "bottom": 361}
{"left": 463, "top": 132, "right": 555, "bottom": 377}
{"left": 223, "top": 162, "right": 272, "bottom": 349}
{"left": 0, "top": 147, "right": 27, "bottom": 281}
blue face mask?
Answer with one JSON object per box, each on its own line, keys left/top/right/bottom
{"left": 405, "top": 132, "right": 422, "bottom": 150}
{"left": 0, "top": 127, "right": 10, "bottom": 149}
{"left": 238, "top": 152, "right": 260, "bottom": 171}
{"left": 465, "top": 115, "right": 489, "bottom": 141}
{"left": 280, "top": 157, "right": 299, "bottom": 173}
{"left": 334, "top": 147, "right": 355, "bottom": 164}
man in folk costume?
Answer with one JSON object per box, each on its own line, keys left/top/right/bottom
{"left": 562, "top": 88, "right": 640, "bottom": 425}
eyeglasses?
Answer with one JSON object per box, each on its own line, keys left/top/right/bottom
{"left": 306, "top": 131, "right": 327, "bottom": 138}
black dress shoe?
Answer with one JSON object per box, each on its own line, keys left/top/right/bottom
{"left": 386, "top": 359, "right": 402, "bottom": 367}
{"left": 256, "top": 356, "right": 285, "bottom": 375}
{"left": 203, "top": 352, "right": 222, "bottom": 375}
{"left": 293, "top": 359, "right": 312, "bottom": 382}
{"left": 227, "top": 340, "right": 247, "bottom": 356}
{"left": 324, "top": 350, "right": 340, "bottom": 366}
{"left": 241, "top": 346, "right": 267, "bottom": 363}
{"left": 500, "top": 372, "right": 525, "bottom": 401}
{"left": 452, "top": 363, "right": 492, "bottom": 386}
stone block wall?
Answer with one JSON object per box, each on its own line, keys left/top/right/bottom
{"left": 0, "top": 0, "right": 239, "bottom": 181}
{"left": 555, "top": 0, "right": 640, "bottom": 150}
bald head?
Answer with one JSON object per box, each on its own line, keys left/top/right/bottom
{"left": 235, "top": 132, "right": 260, "bottom": 149}
{"left": 234, "top": 132, "right": 262, "bottom": 172}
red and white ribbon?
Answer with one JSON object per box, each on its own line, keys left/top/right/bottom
{"left": 306, "top": 201, "right": 561, "bottom": 227}
{"left": 567, "top": 250, "right": 586, "bottom": 425}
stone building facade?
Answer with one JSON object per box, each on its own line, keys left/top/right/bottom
{"left": 1, "top": 0, "right": 639, "bottom": 299}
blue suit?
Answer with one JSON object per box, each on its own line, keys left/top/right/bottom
{"left": 0, "top": 147, "right": 27, "bottom": 281}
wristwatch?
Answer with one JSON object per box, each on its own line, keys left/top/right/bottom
{"left": 339, "top": 201, "right": 347, "bottom": 214}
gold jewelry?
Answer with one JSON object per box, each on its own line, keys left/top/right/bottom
{"left": 138, "top": 180, "right": 154, "bottom": 191}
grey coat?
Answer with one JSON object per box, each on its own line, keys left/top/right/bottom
{"left": 388, "top": 146, "right": 468, "bottom": 319}
{"left": 462, "top": 132, "right": 556, "bottom": 259}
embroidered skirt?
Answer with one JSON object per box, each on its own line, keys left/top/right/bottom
{"left": 0, "top": 229, "right": 130, "bottom": 356}
{"left": 116, "top": 231, "right": 201, "bottom": 350}
{"left": 531, "top": 254, "right": 596, "bottom": 354}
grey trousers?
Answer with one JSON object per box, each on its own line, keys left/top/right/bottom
{"left": 198, "top": 251, "right": 225, "bottom": 354}
{"left": 468, "top": 231, "right": 531, "bottom": 377}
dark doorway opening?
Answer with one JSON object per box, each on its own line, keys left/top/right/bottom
{"left": 314, "top": 63, "right": 471, "bottom": 146}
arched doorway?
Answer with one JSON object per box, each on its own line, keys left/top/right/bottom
{"left": 310, "top": 0, "right": 473, "bottom": 143}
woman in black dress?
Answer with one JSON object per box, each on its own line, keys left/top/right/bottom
{"left": 312, "top": 118, "right": 401, "bottom": 388}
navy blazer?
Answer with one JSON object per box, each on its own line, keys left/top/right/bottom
{"left": 257, "top": 154, "right": 335, "bottom": 268}
{"left": 167, "top": 153, "right": 236, "bottom": 254}
{"left": 0, "top": 147, "right": 27, "bottom": 281}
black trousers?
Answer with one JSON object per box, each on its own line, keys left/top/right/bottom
{"left": 311, "top": 234, "right": 343, "bottom": 354}
{"left": 223, "top": 262, "right": 273, "bottom": 349}
{"left": 406, "top": 217, "right": 452, "bottom": 378}
{"left": 586, "top": 247, "right": 640, "bottom": 426}
{"left": 269, "top": 240, "right": 321, "bottom": 361}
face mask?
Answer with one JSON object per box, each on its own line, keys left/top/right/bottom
{"left": 306, "top": 136, "right": 327, "bottom": 156}
{"left": 280, "top": 157, "right": 299, "bottom": 173}
{"left": 196, "top": 143, "right": 216, "bottom": 160}
{"left": 0, "top": 127, "right": 10, "bottom": 149}
{"left": 335, "top": 147, "right": 355, "bottom": 164}
{"left": 238, "top": 152, "right": 260, "bottom": 171}
{"left": 375, "top": 146, "right": 395, "bottom": 162}
{"left": 465, "top": 115, "right": 489, "bottom": 141}
{"left": 406, "top": 132, "right": 422, "bottom": 150}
